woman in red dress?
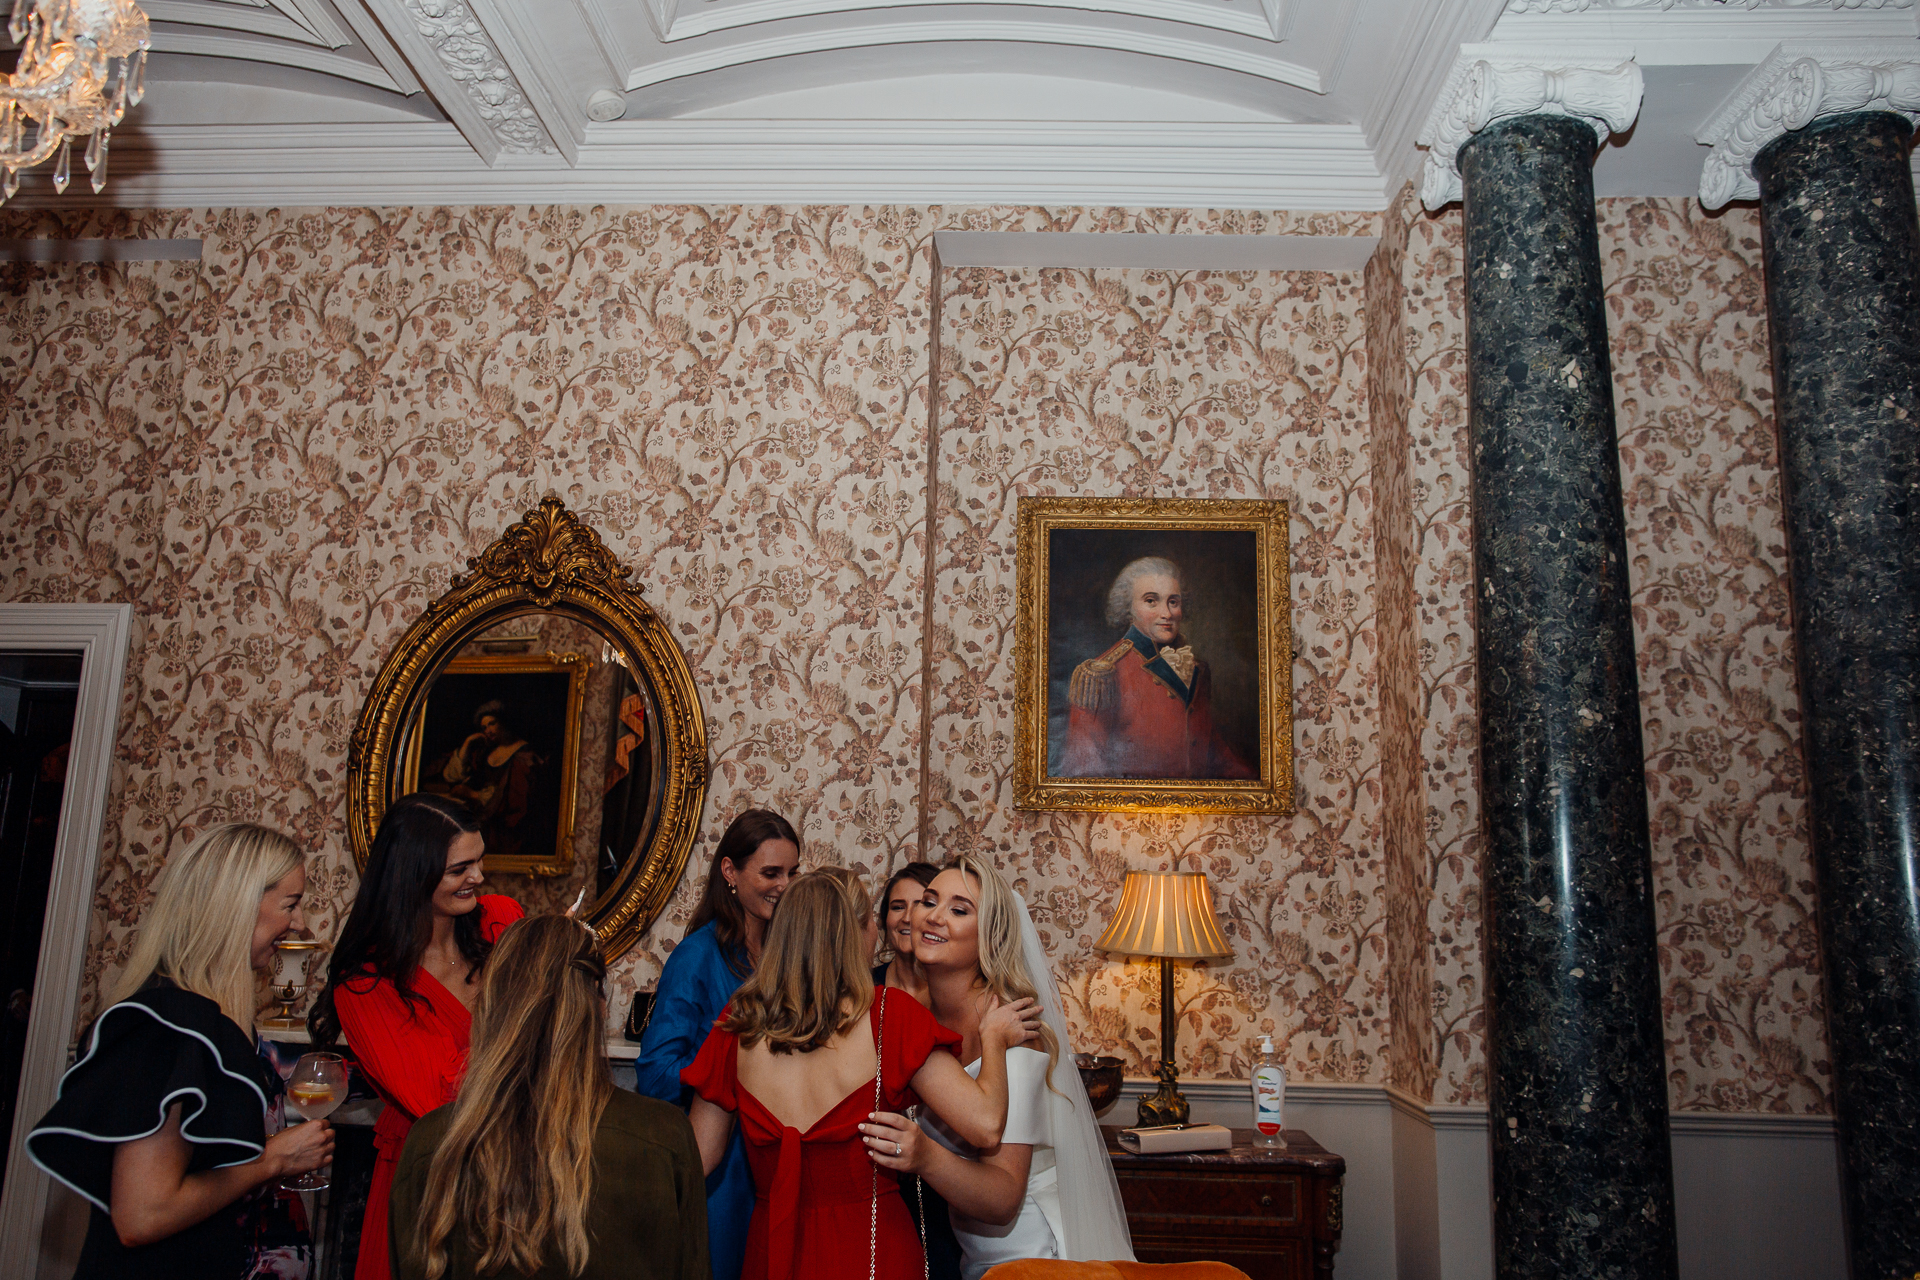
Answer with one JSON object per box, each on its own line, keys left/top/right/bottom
{"left": 309, "top": 794, "right": 524, "bottom": 1280}
{"left": 683, "top": 871, "right": 1037, "bottom": 1280}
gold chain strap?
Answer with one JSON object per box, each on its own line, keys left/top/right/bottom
{"left": 869, "top": 987, "right": 885, "bottom": 1280}
{"left": 868, "top": 989, "right": 931, "bottom": 1280}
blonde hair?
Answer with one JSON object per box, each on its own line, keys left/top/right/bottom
{"left": 112, "top": 823, "right": 303, "bottom": 1031}
{"left": 415, "top": 916, "right": 611, "bottom": 1280}
{"left": 722, "top": 871, "right": 873, "bottom": 1053}
{"left": 947, "top": 854, "right": 1060, "bottom": 1088}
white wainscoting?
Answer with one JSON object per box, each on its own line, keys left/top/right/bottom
{"left": 1111, "top": 1077, "right": 1844, "bottom": 1280}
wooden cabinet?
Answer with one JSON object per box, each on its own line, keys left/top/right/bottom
{"left": 1102, "top": 1126, "right": 1345, "bottom": 1280}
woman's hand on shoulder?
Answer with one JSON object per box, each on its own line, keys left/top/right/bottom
{"left": 264, "top": 1119, "right": 333, "bottom": 1180}
{"left": 978, "top": 995, "right": 1042, "bottom": 1051}
{"left": 859, "top": 1111, "right": 927, "bottom": 1174}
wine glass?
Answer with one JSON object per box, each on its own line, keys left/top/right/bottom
{"left": 284, "top": 1052, "right": 347, "bottom": 1191}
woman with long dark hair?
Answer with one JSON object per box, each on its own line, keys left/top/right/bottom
{"left": 389, "top": 916, "right": 707, "bottom": 1280}
{"left": 872, "top": 862, "right": 938, "bottom": 1001}
{"left": 309, "top": 793, "right": 525, "bottom": 1280}
{"left": 869, "top": 862, "right": 962, "bottom": 1280}
{"left": 634, "top": 808, "right": 800, "bottom": 1280}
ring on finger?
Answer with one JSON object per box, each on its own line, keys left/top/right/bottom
{"left": 895, "top": 1142, "right": 902, "bottom": 1156}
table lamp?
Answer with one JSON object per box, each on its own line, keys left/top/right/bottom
{"left": 1093, "top": 870, "right": 1233, "bottom": 1127}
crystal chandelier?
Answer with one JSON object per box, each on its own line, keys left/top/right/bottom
{"left": 0, "top": 0, "right": 150, "bottom": 202}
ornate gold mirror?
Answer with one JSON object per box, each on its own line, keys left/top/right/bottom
{"left": 346, "top": 499, "right": 707, "bottom": 959}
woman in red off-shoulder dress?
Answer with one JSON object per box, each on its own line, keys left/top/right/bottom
{"left": 682, "top": 871, "right": 1038, "bottom": 1280}
{"left": 309, "top": 795, "right": 524, "bottom": 1280}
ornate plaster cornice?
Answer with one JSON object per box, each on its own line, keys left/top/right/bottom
{"left": 1507, "top": 0, "right": 1909, "bottom": 11}
{"left": 1697, "top": 41, "right": 1920, "bottom": 208}
{"left": 398, "top": 0, "right": 556, "bottom": 156}
{"left": 1416, "top": 43, "right": 1643, "bottom": 210}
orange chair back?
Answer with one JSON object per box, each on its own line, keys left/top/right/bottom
{"left": 981, "top": 1263, "right": 1253, "bottom": 1280}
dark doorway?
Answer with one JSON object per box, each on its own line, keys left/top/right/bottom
{"left": 0, "top": 651, "right": 81, "bottom": 1203}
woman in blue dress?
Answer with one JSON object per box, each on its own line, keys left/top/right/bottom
{"left": 635, "top": 809, "right": 800, "bottom": 1280}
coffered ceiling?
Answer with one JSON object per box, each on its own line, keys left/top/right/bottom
{"left": 4, "top": 0, "right": 1915, "bottom": 208}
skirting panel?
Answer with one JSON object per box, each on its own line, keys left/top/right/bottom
{"left": 1112, "top": 1078, "right": 1843, "bottom": 1280}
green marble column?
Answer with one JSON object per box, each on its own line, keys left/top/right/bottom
{"left": 1753, "top": 108, "right": 1920, "bottom": 1279}
{"left": 1460, "top": 112, "right": 1678, "bottom": 1280}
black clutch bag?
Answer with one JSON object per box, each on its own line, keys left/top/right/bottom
{"left": 624, "top": 990, "right": 656, "bottom": 1043}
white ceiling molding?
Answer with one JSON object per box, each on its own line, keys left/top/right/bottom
{"left": 1505, "top": 0, "right": 1910, "bottom": 10}
{"left": 1697, "top": 40, "right": 1920, "bottom": 207}
{"left": 466, "top": 0, "right": 588, "bottom": 160}
{"left": 1492, "top": 2, "right": 1916, "bottom": 65}
{"left": 0, "top": 120, "right": 1390, "bottom": 209}
{"left": 1360, "top": 0, "right": 1509, "bottom": 195}
{"left": 1417, "top": 42, "right": 1642, "bottom": 208}
{"left": 152, "top": 29, "right": 419, "bottom": 92}
{"left": 654, "top": 0, "right": 1294, "bottom": 45}
{"left": 325, "top": 0, "right": 425, "bottom": 94}
{"left": 934, "top": 230, "right": 1380, "bottom": 270}
{"left": 361, "top": 0, "right": 560, "bottom": 161}
{"left": 146, "top": 0, "right": 341, "bottom": 46}
{"left": 266, "top": 0, "right": 354, "bottom": 47}
{"left": 622, "top": 21, "right": 1325, "bottom": 93}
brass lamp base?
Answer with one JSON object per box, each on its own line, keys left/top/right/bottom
{"left": 1137, "top": 1059, "right": 1191, "bottom": 1127}
{"left": 1137, "top": 955, "right": 1192, "bottom": 1127}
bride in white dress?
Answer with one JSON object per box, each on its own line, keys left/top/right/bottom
{"left": 859, "top": 854, "right": 1134, "bottom": 1279}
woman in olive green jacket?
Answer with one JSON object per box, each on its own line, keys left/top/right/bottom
{"left": 389, "top": 915, "right": 708, "bottom": 1280}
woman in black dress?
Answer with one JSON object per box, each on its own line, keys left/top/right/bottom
{"left": 29, "top": 823, "right": 333, "bottom": 1279}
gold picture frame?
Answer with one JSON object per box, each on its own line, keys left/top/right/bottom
{"left": 345, "top": 498, "right": 709, "bottom": 960}
{"left": 399, "top": 652, "right": 591, "bottom": 877}
{"left": 1014, "top": 496, "right": 1293, "bottom": 814}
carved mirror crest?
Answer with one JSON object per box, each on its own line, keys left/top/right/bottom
{"left": 346, "top": 498, "right": 708, "bottom": 959}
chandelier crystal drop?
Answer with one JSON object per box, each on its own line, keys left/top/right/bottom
{"left": 0, "top": 0, "right": 151, "bottom": 203}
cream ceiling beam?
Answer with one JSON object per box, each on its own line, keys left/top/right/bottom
{"left": 4, "top": 119, "right": 1391, "bottom": 209}
{"left": 621, "top": 19, "right": 1324, "bottom": 93}
{"left": 356, "top": 0, "right": 565, "bottom": 164}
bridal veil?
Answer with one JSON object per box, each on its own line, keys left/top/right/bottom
{"left": 1012, "top": 890, "right": 1136, "bottom": 1263}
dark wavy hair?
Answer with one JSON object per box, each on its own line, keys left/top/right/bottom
{"left": 686, "top": 808, "right": 800, "bottom": 978}
{"left": 309, "top": 793, "right": 492, "bottom": 1047}
{"left": 876, "top": 861, "right": 939, "bottom": 962}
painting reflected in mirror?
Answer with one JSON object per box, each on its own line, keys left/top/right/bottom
{"left": 347, "top": 498, "right": 706, "bottom": 959}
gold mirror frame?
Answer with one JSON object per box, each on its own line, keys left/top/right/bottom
{"left": 345, "top": 498, "right": 708, "bottom": 960}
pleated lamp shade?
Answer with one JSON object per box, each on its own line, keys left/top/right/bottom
{"left": 1093, "top": 871, "right": 1233, "bottom": 960}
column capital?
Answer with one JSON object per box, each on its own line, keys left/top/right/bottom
{"left": 1416, "top": 43, "right": 1643, "bottom": 212}
{"left": 1698, "top": 42, "right": 1920, "bottom": 210}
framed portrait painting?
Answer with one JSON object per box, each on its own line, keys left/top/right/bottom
{"left": 1013, "top": 497, "right": 1293, "bottom": 814}
{"left": 401, "top": 652, "right": 591, "bottom": 875}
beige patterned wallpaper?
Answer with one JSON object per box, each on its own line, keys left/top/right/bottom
{"left": 1598, "top": 198, "right": 1829, "bottom": 1114}
{"left": 930, "top": 247, "right": 1387, "bottom": 1085}
{"left": 0, "top": 197, "right": 1828, "bottom": 1112}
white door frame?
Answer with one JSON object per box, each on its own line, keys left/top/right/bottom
{"left": 0, "top": 604, "right": 132, "bottom": 1279}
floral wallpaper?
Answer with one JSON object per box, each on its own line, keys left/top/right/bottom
{"left": 1599, "top": 198, "right": 1829, "bottom": 1114}
{"left": 928, "top": 235, "right": 1389, "bottom": 1086}
{"left": 1401, "top": 203, "right": 1487, "bottom": 1107}
{"left": 1368, "top": 186, "right": 1437, "bottom": 1101}
{"left": 0, "top": 196, "right": 1832, "bottom": 1112}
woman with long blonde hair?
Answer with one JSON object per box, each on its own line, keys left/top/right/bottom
{"left": 682, "top": 870, "right": 1040, "bottom": 1280}
{"left": 858, "top": 854, "right": 1134, "bottom": 1278}
{"left": 388, "top": 914, "right": 708, "bottom": 1280}
{"left": 28, "top": 823, "right": 333, "bottom": 1279}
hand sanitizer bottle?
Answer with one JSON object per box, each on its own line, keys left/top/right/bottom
{"left": 1251, "top": 1035, "right": 1286, "bottom": 1149}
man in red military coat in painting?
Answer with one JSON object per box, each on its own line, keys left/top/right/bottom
{"left": 1059, "top": 556, "right": 1256, "bottom": 780}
